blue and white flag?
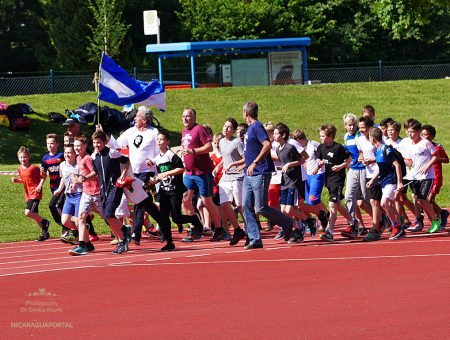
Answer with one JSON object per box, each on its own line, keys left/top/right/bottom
{"left": 99, "top": 53, "right": 166, "bottom": 111}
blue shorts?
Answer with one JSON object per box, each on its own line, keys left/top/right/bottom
{"left": 102, "top": 186, "right": 124, "bottom": 220}
{"left": 183, "top": 173, "right": 214, "bottom": 197}
{"left": 305, "top": 173, "right": 325, "bottom": 206}
{"left": 62, "top": 192, "right": 82, "bottom": 217}
{"left": 280, "top": 187, "right": 300, "bottom": 206}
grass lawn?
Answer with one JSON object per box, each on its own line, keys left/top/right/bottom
{"left": 1, "top": 79, "right": 449, "bottom": 242}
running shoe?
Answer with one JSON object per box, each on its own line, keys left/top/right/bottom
{"left": 379, "top": 214, "right": 391, "bottom": 234}
{"left": 407, "top": 217, "right": 424, "bottom": 232}
{"left": 244, "top": 241, "right": 263, "bottom": 249}
{"left": 60, "top": 233, "right": 78, "bottom": 245}
{"left": 440, "top": 209, "right": 449, "bottom": 229}
{"left": 177, "top": 224, "right": 184, "bottom": 233}
{"left": 68, "top": 246, "right": 88, "bottom": 256}
{"left": 230, "top": 228, "right": 246, "bottom": 246}
{"left": 306, "top": 218, "right": 317, "bottom": 237}
{"left": 222, "top": 230, "right": 232, "bottom": 241}
{"left": 146, "top": 227, "right": 161, "bottom": 239}
{"left": 202, "top": 226, "right": 213, "bottom": 236}
{"left": 358, "top": 226, "right": 368, "bottom": 236}
{"left": 86, "top": 242, "right": 95, "bottom": 252}
{"left": 265, "top": 221, "right": 274, "bottom": 232}
{"left": 320, "top": 229, "right": 333, "bottom": 242}
{"left": 389, "top": 226, "right": 406, "bottom": 240}
{"left": 274, "top": 229, "right": 285, "bottom": 241}
{"left": 288, "top": 228, "right": 305, "bottom": 244}
{"left": 283, "top": 226, "right": 293, "bottom": 242}
{"left": 161, "top": 242, "right": 175, "bottom": 252}
{"left": 210, "top": 227, "right": 224, "bottom": 242}
{"left": 112, "top": 241, "right": 128, "bottom": 254}
{"left": 110, "top": 238, "right": 121, "bottom": 245}
{"left": 363, "top": 228, "right": 381, "bottom": 242}
{"left": 89, "top": 234, "right": 99, "bottom": 243}
{"left": 341, "top": 225, "right": 358, "bottom": 239}
{"left": 426, "top": 218, "right": 442, "bottom": 233}
{"left": 182, "top": 229, "right": 203, "bottom": 242}
{"left": 37, "top": 219, "right": 50, "bottom": 241}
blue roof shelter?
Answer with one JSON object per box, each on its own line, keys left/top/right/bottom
{"left": 146, "top": 37, "right": 311, "bottom": 89}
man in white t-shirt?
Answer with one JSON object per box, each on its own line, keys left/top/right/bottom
{"left": 403, "top": 119, "right": 440, "bottom": 233}
{"left": 102, "top": 106, "right": 161, "bottom": 245}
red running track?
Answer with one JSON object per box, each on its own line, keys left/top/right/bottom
{"left": 1, "top": 215, "right": 450, "bottom": 339}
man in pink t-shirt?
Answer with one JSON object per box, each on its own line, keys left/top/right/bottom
{"left": 180, "top": 108, "right": 222, "bottom": 242}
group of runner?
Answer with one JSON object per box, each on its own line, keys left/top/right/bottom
{"left": 12, "top": 102, "right": 449, "bottom": 253}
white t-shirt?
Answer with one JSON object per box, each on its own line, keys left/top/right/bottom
{"left": 405, "top": 137, "right": 436, "bottom": 180}
{"left": 304, "top": 140, "right": 324, "bottom": 175}
{"left": 270, "top": 140, "right": 282, "bottom": 185}
{"left": 108, "top": 126, "right": 159, "bottom": 174}
{"left": 356, "top": 135, "right": 378, "bottom": 178}
{"left": 287, "top": 138, "right": 307, "bottom": 180}
{"left": 59, "top": 161, "right": 82, "bottom": 194}
{"left": 397, "top": 137, "right": 413, "bottom": 180}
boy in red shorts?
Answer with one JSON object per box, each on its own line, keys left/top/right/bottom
{"left": 421, "top": 124, "right": 449, "bottom": 229}
{"left": 11, "top": 146, "right": 50, "bottom": 241}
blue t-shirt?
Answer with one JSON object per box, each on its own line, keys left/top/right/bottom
{"left": 344, "top": 132, "right": 365, "bottom": 170}
{"left": 244, "top": 120, "right": 275, "bottom": 175}
{"left": 375, "top": 144, "right": 397, "bottom": 188}
{"left": 41, "top": 152, "right": 64, "bottom": 193}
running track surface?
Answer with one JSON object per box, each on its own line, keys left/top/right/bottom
{"left": 2, "top": 215, "right": 450, "bottom": 339}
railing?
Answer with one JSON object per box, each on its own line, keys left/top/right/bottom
{"left": 1, "top": 61, "right": 450, "bottom": 96}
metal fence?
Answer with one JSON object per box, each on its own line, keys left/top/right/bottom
{"left": 1, "top": 61, "right": 450, "bottom": 96}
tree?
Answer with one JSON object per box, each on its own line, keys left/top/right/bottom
{"left": 0, "top": 0, "right": 53, "bottom": 71}
{"left": 40, "top": 0, "right": 92, "bottom": 70}
{"left": 87, "top": 0, "right": 130, "bottom": 63}
{"left": 371, "top": 0, "right": 450, "bottom": 39}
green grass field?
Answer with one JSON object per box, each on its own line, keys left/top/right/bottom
{"left": 1, "top": 79, "right": 449, "bottom": 242}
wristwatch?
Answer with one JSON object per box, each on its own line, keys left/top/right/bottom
{"left": 253, "top": 160, "right": 259, "bottom": 165}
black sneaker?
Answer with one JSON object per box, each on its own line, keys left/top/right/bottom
{"left": 274, "top": 229, "right": 285, "bottom": 240}
{"left": 363, "top": 228, "right": 381, "bottom": 242}
{"left": 210, "top": 227, "right": 224, "bottom": 242}
{"left": 244, "top": 235, "right": 250, "bottom": 247}
{"left": 407, "top": 218, "right": 424, "bottom": 232}
{"left": 318, "top": 210, "right": 329, "bottom": 230}
{"left": 306, "top": 218, "right": 317, "bottom": 237}
{"left": 288, "top": 229, "right": 304, "bottom": 244}
{"left": 37, "top": 219, "right": 50, "bottom": 241}
{"left": 86, "top": 242, "right": 95, "bottom": 252}
{"left": 161, "top": 242, "right": 175, "bottom": 252}
{"left": 341, "top": 224, "right": 358, "bottom": 239}
{"left": 357, "top": 226, "right": 368, "bottom": 236}
{"left": 182, "top": 229, "right": 203, "bottom": 242}
{"left": 244, "top": 241, "right": 263, "bottom": 249}
{"left": 379, "top": 214, "right": 391, "bottom": 234}
{"left": 230, "top": 228, "right": 246, "bottom": 246}
{"left": 320, "top": 230, "right": 333, "bottom": 242}
{"left": 265, "top": 221, "right": 274, "bottom": 232}
{"left": 283, "top": 226, "right": 293, "bottom": 242}
{"left": 131, "top": 233, "right": 141, "bottom": 245}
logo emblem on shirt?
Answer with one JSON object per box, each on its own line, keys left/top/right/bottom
{"left": 134, "top": 135, "right": 143, "bottom": 148}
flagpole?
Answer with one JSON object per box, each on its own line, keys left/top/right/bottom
{"left": 97, "top": 52, "right": 104, "bottom": 128}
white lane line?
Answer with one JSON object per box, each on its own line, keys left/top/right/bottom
{"left": 224, "top": 250, "right": 251, "bottom": 254}
{"left": 109, "top": 262, "right": 132, "bottom": 266}
{"left": 186, "top": 254, "right": 211, "bottom": 258}
{"left": 0, "top": 265, "right": 99, "bottom": 277}
{"left": 146, "top": 258, "right": 172, "bottom": 262}
{"left": 265, "top": 247, "right": 286, "bottom": 250}
{"left": 99, "top": 252, "right": 450, "bottom": 268}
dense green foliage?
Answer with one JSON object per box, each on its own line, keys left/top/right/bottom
{"left": 1, "top": 79, "right": 449, "bottom": 242}
{"left": 1, "top": 0, "right": 449, "bottom": 72}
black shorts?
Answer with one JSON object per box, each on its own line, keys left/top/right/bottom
{"left": 367, "top": 178, "right": 382, "bottom": 202}
{"left": 327, "top": 185, "right": 344, "bottom": 203}
{"left": 212, "top": 192, "right": 220, "bottom": 206}
{"left": 26, "top": 199, "right": 40, "bottom": 213}
{"left": 410, "top": 179, "right": 433, "bottom": 200}
{"left": 102, "top": 186, "right": 124, "bottom": 220}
